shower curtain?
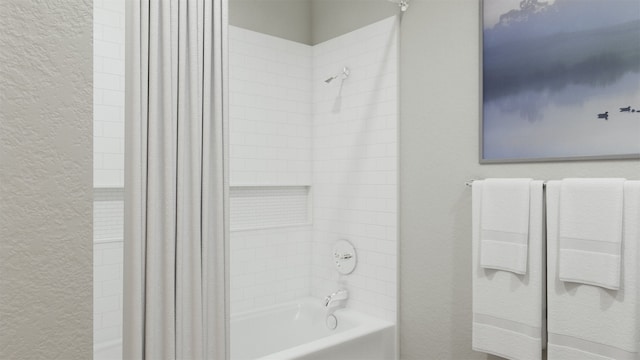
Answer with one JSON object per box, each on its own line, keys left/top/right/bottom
{"left": 123, "top": 0, "right": 228, "bottom": 359}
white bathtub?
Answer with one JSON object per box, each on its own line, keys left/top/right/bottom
{"left": 231, "top": 297, "right": 395, "bottom": 360}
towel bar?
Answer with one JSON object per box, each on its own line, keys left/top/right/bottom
{"left": 465, "top": 179, "right": 547, "bottom": 188}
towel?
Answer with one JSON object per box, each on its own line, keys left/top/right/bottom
{"left": 547, "top": 181, "right": 640, "bottom": 360}
{"left": 472, "top": 180, "right": 545, "bottom": 360}
{"left": 480, "top": 178, "right": 533, "bottom": 274}
{"left": 559, "top": 178, "right": 625, "bottom": 290}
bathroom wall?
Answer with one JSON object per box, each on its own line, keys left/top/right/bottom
{"left": 93, "top": 0, "right": 125, "bottom": 348}
{"left": 229, "top": 0, "right": 312, "bottom": 45}
{"left": 310, "top": 0, "right": 397, "bottom": 45}
{"left": 313, "top": 0, "right": 640, "bottom": 358}
{"left": 228, "top": 25, "right": 314, "bottom": 313}
{"left": 399, "top": 1, "right": 640, "bottom": 358}
{"left": 311, "top": 17, "right": 399, "bottom": 321}
{"left": 0, "top": 0, "right": 93, "bottom": 358}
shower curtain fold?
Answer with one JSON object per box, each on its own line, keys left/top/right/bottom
{"left": 123, "top": 0, "right": 227, "bottom": 359}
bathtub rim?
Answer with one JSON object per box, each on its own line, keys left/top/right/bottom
{"left": 231, "top": 296, "right": 395, "bottom": 360}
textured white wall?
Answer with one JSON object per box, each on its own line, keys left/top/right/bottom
{"left": 0, "top": 0, "right": 93, "bottom": 358}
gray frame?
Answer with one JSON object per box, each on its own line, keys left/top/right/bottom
{"left": 479, "top": 0, "right": 640, "bottom": 164}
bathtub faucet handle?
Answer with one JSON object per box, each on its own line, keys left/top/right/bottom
{"left": 324, "top": 288, "right": 349, "bottom": 308}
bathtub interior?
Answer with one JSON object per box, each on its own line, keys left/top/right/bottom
{"left": 231, "top": 297, "right": 395, "bottom": 360}
{"left": 232, "top": 299, "right": 350, "bottom": 358}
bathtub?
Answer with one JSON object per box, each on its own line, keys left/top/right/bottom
{"left": 231, "top": 297, "right": 395, "bottom": 360}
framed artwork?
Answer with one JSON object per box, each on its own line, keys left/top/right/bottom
{"left": 481, "top": 0, "right": 640, "bottom": 163}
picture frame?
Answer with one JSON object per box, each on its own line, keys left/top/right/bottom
{"left": 480, "top": 0, "right": 640, "bottom": 163}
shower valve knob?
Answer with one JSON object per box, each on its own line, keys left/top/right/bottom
{"left": 332, "top": 240, "right": 357, "bottom": 275}
{"left": 334, "top": 252, "right": 353, "bottom": 261}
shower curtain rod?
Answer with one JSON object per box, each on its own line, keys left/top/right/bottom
{"left": 465, "top": 179, "right": 548, "bottom": 188}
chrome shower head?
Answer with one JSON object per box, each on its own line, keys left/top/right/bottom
{"left": 324, "top": 67, "right": 350, "bottom": 84}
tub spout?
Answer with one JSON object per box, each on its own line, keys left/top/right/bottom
{"left": 324, "top": 289, "right": 348, "bottom": 308}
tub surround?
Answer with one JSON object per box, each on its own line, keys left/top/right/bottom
{"left": 229, "top": 17, "right": 398, "bottom": 322}
{"left": 93, "top": 0, "right": 126, "bottom": 352}
{"left": 229, "top": 26, "right": 314, "bottom": 313}
{"left": 311, "top": 16, "right": 398, "bottom": 322}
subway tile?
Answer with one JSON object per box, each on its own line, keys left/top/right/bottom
{"left": 94, "top": 8, "right": 120, "bottom": 27}
{"left": 94, "top": 39, "right": 121, "bottom": 59}
{"left": 102, "top": 279, "right": 122, "bottom": 297}
{"left": 94, "top": 295, "right": 120, "bottom": 314}
{"left": 94, "top": 0, "right": 126, "bottom": 344}
{"left": 102, "top": 58, "right": 124, "bottom": 76}
{"left": 101, "top": 245, "right": 123, "bottom": 265}
{"left": 94, "top": 326, "right": 120, "bottom": 344}
{"left": 228, "top": 20, "right": 396, "bottom": 318}
{"left": 101, "top": 26, "right": 124, "bottom": 45}
{"left": 94, "top": 137, "right": 121, "bottom": 154}
{"left": 102, "top": 121, "right": 124, "bottom": 138}
{"left": 101, "top": 310, "right": 123, "bottom": 328}
{"left": 94, "top": 263, "right": 121, "bottom": 283}
{"left": 94, "top": 72, "right": 122, "bottom": 92}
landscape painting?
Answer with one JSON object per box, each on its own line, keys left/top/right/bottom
{"left": 482, "top": 0, "right": 640, "bottom": 162}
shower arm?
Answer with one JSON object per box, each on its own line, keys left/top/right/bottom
{"left": 324, "top": 67, "right": 350, "bottom": 84}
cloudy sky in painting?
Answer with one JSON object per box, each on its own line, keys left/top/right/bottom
{"left": 483, "top": 0, "right": 556, "bottom": 29}
{"left": 483, "top": 0, "right": 640, "bottom": 47}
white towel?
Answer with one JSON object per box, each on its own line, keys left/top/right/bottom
{"left": 559, "top": 178, "right": 625, "bottom": 290}
{"left": 472, "top": 180, "right": 545, "bottom": 360}
{"left": 480, "top": 178, "right": 533, "bottom": 274}
{"left": 547, "top": 181, "right": 640, "bottom": 360}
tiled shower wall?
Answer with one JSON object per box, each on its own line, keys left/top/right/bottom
{"left": 93, "top": 0, "right": 125, "bottom": 347}
{"left": 94, "top": 0, "right": 125, "bottom": 188}
{"left": 229, "top": 17, "right": 398, "bottom": 321}
{"left": 229, "top": 26, "right": 313, "bottom": 313}
{"left": 311, "top": 17, "right": 399, "bottom": 321}
{"left": 228, "top": 26, "right": 312, "bottom": 186}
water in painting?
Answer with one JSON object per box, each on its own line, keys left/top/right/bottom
{"left": 482, "top": 0, "right": 640, "bottom": 161}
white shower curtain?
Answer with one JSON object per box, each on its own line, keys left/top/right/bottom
{"left": 123, "top": 0, "right": 228, "bottom": 359}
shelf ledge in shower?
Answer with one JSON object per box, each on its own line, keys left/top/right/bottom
{"left": 230, "top": 184, "right": 311, "bottom": 188}
{"left": 94, "top": 237, "right": 124, "bottom": 244}
{"left": 230, "top": 222, "right": 313, "bottom": 233}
